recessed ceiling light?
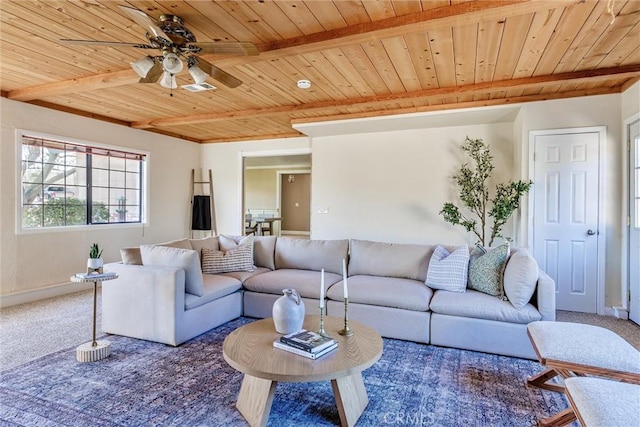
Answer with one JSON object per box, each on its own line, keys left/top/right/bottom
{"left": 297, "top": 79, "right": 311, "bottom": 89}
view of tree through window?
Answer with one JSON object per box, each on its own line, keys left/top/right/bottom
{"left": 21, "top": 134, "right": 145, "bottom": 229}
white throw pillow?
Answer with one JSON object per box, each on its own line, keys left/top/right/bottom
{"left": 503, "top": 250, "right": 538, "bottom": 310}
{"left": 425, "top": 245, "right": 469, "bottom": 292}
{"left": 140, "top": 245, "right": 204, "bottom": 297}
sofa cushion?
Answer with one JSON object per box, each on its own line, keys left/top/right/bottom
{"left": 254, "top": 235, "right": 276, "bottom": 270}
{"left": 158, "top": 238, "right": 193, "bottom": 250}
{"left": 244, "top": 269, "right": 342, "bottom": 299}
{"left": 503, "top": 249, "right": 539, "bottom": 310}
{"left": 429, "top": 288, "right": 541, "bottom": 324}
{"left": 349, "top": 239, "right": 433, "bottom": 281}
{"left": 275, "top": 238, "right": 349, "bottom": 275}
{"left": 218, "top": 266, "right": 271, "bottom": 283}
{"left": 184, "top": 274, "right": 242, "bottom": 310}
{"left": 201, "top": 245, "right": 254, "bottom": 274}
{"left": 189, "top": 236, "right": 219, "bottom": 257}
{"left": 140, "top": 245, "right": 204, "bottom": 297}
{"left": 468, "top": 243, "right": 509, "bottom": 299}
{"left": 216, "top": 234, "right": 275, "bottom": 269}
{"left": 120, "top": 247, "right": 142, "bottom": 265}
{"left": 426, "top": 245, "right": 469, "bottom": 292}
{"left": 327, "top": 275, "right": 433, "bottom": 312}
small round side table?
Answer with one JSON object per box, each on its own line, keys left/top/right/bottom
{"left": 70, "top": 273, "right": 118, "bottom": 362}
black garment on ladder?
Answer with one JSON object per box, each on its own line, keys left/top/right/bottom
{"left": 192, "top": 195, "right": 211, "bottom": 230}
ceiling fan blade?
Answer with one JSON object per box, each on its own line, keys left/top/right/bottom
{"left": 197, "top": 58, "right": 243, "bottom": 88}
{"left": 189, "top": 42, "right": 259, "bottom": 56}
{"left": 118, "top": 5, "right": 169, "bottom": 42}
{"left": 59, "top": 39, "right": 155, "bottom": 49}
{"left": 139, "top": 61, "right": 164, "bottom": 83}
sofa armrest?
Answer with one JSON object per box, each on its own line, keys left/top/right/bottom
{"left": 102, "top": 262, "right": 186, "bottom": 346}
{"left": 535, "top": 268, "right": 556, "bottom": 321}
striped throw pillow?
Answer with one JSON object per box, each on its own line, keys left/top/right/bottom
{"left": 201, "top": 244, "right": 254, "bottom": 274}
{"left": 425, "top": 245, "right": 469, "bottom": 292}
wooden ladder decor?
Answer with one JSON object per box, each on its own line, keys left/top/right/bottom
{"left": 190, "top": 169, "right": 216, "bottom": 237}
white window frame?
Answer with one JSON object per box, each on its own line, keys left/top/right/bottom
{"left": 16, "top": 130, "right": 149, "bottom": 233}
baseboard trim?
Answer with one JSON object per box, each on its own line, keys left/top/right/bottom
{"left": 0, "top": 281, "right": 92, "bottom": 308}
{"left": 606, "top": 306, "right": 629, "bottom": 320}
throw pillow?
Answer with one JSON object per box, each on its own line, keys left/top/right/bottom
{"left": 189, "top": 236, "right": 219, "bottom": 258}
{"left": 425, "top": 245, "right": 469, "bottom": 292}
{"left": 219, "top": 234, "right": 254, "bottom": 264}
{"left": 120, "top": 247, "right": 142, "bottom": 265}
{"left": 140, "top": 245, "right": 204, "bottom": 297}
{"left": 467, "top": 243, "right": 510, "bottom": 299}
{"left": 201, "top": 245, "right": 255, "bottom": 274}
{"left": 503, "top": 250, "right": 539, "bottom": 309}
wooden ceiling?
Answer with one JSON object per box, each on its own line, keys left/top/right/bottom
{"left": 1, "top": 1, "right": 639, "bottom": 143}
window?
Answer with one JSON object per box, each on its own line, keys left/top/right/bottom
{"left": 20, "top": 132, "right": 146, "bottom": 229}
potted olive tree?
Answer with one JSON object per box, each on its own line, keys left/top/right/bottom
{"left": 440, "top": 136, "right": 532, "bottom": 247}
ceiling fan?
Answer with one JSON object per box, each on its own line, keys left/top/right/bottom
{"left": 60, "top": 5, "right": 258, "bottom": 90}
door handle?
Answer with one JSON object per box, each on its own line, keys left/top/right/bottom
{"left": 587, "top": 229, "right": 597, "bottom": 236}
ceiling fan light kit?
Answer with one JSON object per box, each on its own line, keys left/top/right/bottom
{"left": 130, "top": 56, "right": 155, "bottom": 78}
{"left": 161, "top": 53, "right": 183, "bottom": 74}
{"left": 159, "top": 72, "right": 178, "bottom": 90}
{"left": 61, "top": 5, "right": 258, "bottom": 92}
{"left": 188, "top": 65, "right": 209, "bottom": 85}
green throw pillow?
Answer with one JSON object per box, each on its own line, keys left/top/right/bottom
{"left": 467, "top": 243, "right": 510, "bottom": 299}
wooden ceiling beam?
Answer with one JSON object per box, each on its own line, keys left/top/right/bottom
{"left": 237, "top": 0, "right": 572, "bottom": 66}
{"left": 7, "top": 70, "right": 138, "bottom": 102}
{"left": 131, "top": 64, "right": 640, "bottom": 129}
{"left": 6, "top": 0, "right": 572, "bottom": 102}
{"left": 290, "top": 87, "right": 620, "bottom": 126}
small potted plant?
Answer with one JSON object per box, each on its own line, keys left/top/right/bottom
{"left": 87, "top": 243, "right": 104, "bottom": 274}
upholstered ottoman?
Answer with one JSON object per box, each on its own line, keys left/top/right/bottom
{"left": 564, "top": 377, "right": 640, "bottom": 427}
{"left": 527, "top": 321, "right": 640, "bottom": 426}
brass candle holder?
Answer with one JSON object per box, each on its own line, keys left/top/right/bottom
{"left": 339, "top": 297, "right": 354, "bottom": 336}
{"left": 318, "top": 306, "right": 328, "bottom": 337}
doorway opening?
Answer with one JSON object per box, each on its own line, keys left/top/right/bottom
{"left": 242, "top": 152, "right": 311, "bottom": 237}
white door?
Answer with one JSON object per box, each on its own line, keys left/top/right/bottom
{"left": 532, "top": 129, "right": 603, "bottom": 313}
{"left": 629, "top": 119, "right": 640, "bottom": 324}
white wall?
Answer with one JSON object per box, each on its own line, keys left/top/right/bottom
{"left": 0, "top": 98, "right": 200, "bottom": 302}
{"left": 310, "top": 123, "right": 514, "bottom": 244}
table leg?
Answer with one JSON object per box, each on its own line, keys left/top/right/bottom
{"left": 76, "top": 279, "right": 110, "bottom": 362}
{"left": 331, "top": 372, "right": 369, "bottom": 427}
{"left": 92, "top": 280, "right": 98, "bottom": 347}
{"left": 236, "top": 374, "right": 277, "bottom": 427}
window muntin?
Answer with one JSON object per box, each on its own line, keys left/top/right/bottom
{"left": 20, "top": 134, "right": 145, "bottom": 229}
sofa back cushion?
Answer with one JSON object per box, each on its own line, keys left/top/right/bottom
{"left": 189, "top": 236, "right": 219, "bottom": 256}
{"left": 275, "top": 238, "right": 349, "bottom": 274}
{"left": 140, "top": 245, "right": 204, "bottom": 297}
{"left": 349, "top": 239, "right": 434, "bottom": 281}
{"left": 216, "top": 234, "right": 276, "bottom": 270}
{"left": 503, "top": 248, "right": 539, "bottom": 309}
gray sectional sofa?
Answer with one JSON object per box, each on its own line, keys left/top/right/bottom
{"left": 102, "top": 235, "right": 555, "bottom": 359}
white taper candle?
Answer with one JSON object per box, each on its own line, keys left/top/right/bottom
{"left": 342, "top": 258, "right": 348, "bottom": 299}
{"left": 320, "top": 268, "right": 325, "bottom": 308}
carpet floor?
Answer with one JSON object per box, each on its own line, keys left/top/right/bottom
{"left": 0, "top": 317, "right": 568, "bottom": 427}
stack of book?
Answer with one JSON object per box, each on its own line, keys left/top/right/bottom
{"left": 273, "top": 329, "right": 338, "bottom": 359}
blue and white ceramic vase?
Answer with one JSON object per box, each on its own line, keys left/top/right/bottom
{"left": 272, "top": 288, "right": 305, "bottom": 334}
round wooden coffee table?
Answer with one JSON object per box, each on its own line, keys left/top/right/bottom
{"left": 223, "top": 315, "right": 383, "bottom": 427}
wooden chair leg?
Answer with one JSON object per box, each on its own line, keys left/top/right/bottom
{"left": 527, "top": 368, "right": 566, "bottom": 393}
{"left": 538, "top": 408, "right": 577, "bottom": 427}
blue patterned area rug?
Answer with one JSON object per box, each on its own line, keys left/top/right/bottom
{"left": 0, "top": 317, "right": 567, "bottom": 426}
